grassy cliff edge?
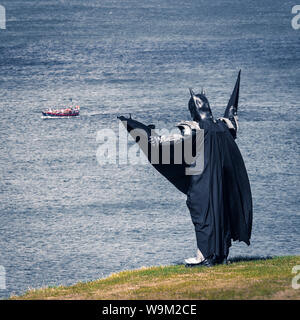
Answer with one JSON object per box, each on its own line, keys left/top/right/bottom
{"left": 12, "top": 256, "right": 300, "bottom": 300}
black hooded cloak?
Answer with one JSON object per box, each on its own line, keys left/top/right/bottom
{"left": 118, "top": 71, "right": 252, "bottom": 262}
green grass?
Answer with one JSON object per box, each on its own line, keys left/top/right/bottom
{"left": 11, "top": 256, "right": 300, "bottom": 300}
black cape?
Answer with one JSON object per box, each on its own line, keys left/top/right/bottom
{"left": 118, "top": 116, "right": 252, "bottom": 260}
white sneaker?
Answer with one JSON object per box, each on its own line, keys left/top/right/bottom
{"left": 184, "top": 249, "right": 205, "bottom": 265}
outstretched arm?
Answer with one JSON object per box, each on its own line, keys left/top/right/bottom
{"left": 117, "top": 115, "right": 156, "bottom": 137}
{"left": 221, "top": 70, "right": 241, "bottom": 139}
{"left": 117, "top": 115, "right": 193, "bottom": 194}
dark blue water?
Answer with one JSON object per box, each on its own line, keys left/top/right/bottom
{"left": 0, "top": 0, "right": 299, "bottom": 298}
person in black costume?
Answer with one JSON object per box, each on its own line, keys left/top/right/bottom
{"left": 118, "top": 70, "right": 252, "bottom": 267}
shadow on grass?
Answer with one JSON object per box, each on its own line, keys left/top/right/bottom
{"left": 174, "top": 255, "right": 274, "bottom": 266}
{"left": 228, "top": 255, "right": 273, "bottom": 263}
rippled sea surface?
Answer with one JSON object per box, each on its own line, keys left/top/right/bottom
{"left": 0, "top": 0, "right": 299, "bottom": 298}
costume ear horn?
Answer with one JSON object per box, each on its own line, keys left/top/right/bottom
{"left": 189, "top": 88, "right": 195, "bottom": 98}
{"left": 224, "top": 70, "right": 241, "bottom": 118}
